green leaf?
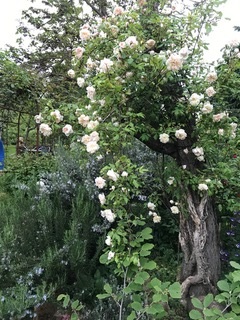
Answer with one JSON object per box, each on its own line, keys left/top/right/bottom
{"left": 134, "top": 271, "right": 150, "bottom": 284}
{"left": 169, "top": 282, "right": 181, "bottom": 299}
{"left": 131, "top": 301, "right": 142, "bottom": 312}
{"left": 203, "top": 308, "right": 215, "bottom": 317}
{"left": 217, "top": 280, "right": 230, "bottom": 292}
{"left": 191, "top": 297, "right": 203, "bottom": 310}
{"left": 71, "top": 299, "right": 79, "bottom": 309}
{"left": 63, "top": 295, "right": 70, "bottom": 308}
{"left": 57, "top": 294, "right": 66, "bottom": 301}
{"left": 142, "top": 260, "right": 156, "bottom": 270}
{"left": 150, "top": 278, "right": 162, "bottom": 291}
{"left": 141, "top": 227, "right": 153, "bottom": 240}
{"left": 232, "top": 303, "right": 240, "bottom": 314}
{"left": 70, "top": 314, "right": 78, "bottom": 320}
{"left": 203, "top": 294, "right": 214, "bottom": 308}
{"left": 96, "top": 293, "right": 111, "bottom": 299}
{"left": 189, "top": 309, "right": 203, "bottom": 319}
{"left": 152, "top": 293, "right": 162, "bottom": 302}
{"left": 230, "top": 261, "right": 240, "bottom": 270}
{"left": 141, "top": 243, "right": 154, "bottom": 251}
{"left": 104, "top": 283, "right": 112, "bottom": 294}
{"left": 127, "top": 311, "right": 136, "bottom": 320}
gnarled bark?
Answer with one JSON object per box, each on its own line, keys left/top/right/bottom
{"left": 179, "top": 187, "right": 220, "bottom": 307}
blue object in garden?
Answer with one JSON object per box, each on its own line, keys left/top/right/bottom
{"left": 0, "top": 139, "right": 4, "bottom": 170}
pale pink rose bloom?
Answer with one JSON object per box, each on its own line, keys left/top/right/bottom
{"left": 51, "top": 110, "right": 63, "bottom": 123}
{"left": 86, "top": 86, "right": 96, "bottom": 100}
{"left": 79, "top": 28, "right": 91, "bottom": 41}
{"left": 119, "top": 41, "right": 126, "bottom": 49}
{"left": 86, "top": 141, "right": 99, "bottom": 153}
{"left": 89, "top": 131, "right": 100, "bottom": 142}
{"left": 87, "top": 120, "right": 99, "bottom": 130}
{"left": 62, "top": 124, "right": 73, "bottom": 136}
{"left": 78, "top": 114, "right": 90, "bottom": 127}
{"left": 39, "top": 123, "right": 52, "bottom": 137}
{"left": 145, "top": 39, "right": 156, "bottom": 49}
{"left": 113, "top": 6, "right": 124, "bottom": 15}
{"left": 166, "top": 53, "right": 183, "bottom": 71}
{"left": 212, "top": 113, "right": 226, "bottom": 122}
{"left": 206, "top": 71, "right": 217, "bottom": 83}
{"left": 125, "top": 36, "right": 138, "bottom": 48}
{"left": 67, "top": 69, "right": 75, "bottom": 78}
{"left": 99, "top": 58, "right": 114, "bottom": 73}
{"left": 34, "top": 113, "right": 43, "bottom": 124}
{"left": 175, "top": 129, "right": 187, "bottom": 140}
{"left": 75, "top": 47, "right": 85, "bottom": 59}
{"left": 205, "top": 86, "right": 216, "bottom": 97}
{"left": 95, "top": 177, "right": 106, "bottom": 189}
{"left": 81, "top": 134, "right": 91, "bottom": 145}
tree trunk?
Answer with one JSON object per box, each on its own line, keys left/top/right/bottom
{"left": 179, "top": 187, "right": 220, "bottom": 308}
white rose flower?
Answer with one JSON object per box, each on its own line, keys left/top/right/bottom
{"left": 145, "top": 39, "right": 156, "bottom": 49}
{"left": 175, "top": 129, "right": 187, "bottom": 140}
{"left": 125, "top": 36, "right": 138, "bottom": 48}
{"left": 87, "top": 120, "right": 99, "bottom": 130}
{"left": 51, "top": 110, "right": 63, "bottom": 123}
{"left": 201, "top": 101, "right": 213, "bottom": 114}
{"left": 95, "top": 177, "right": 106, "bottom": 189}
{"left": 81, "top": 134, "right": 91, "bottom": 145}
{"left": 107, "top": 251, "right": 115, "bottom": 260}
{"left": 159, "top": 133, "right": 170, "bottom": 144}
{"left": 78, "top": 114, "right": 90, "bottom": 127}
{"left": 206, "top": 86, "right": 216, "bottom": 97}
{"left": 89, "top": 131, "right": 100, "bottom": 142}
{"left": 147, "top": 202, "right": 156, "bottom": 211}
{"left": 189, "top": 93, "right": 201, "bottom": 106}
{"left": 67, "top": 69, "right": 75, "bottom": 78}
{"left": 79, "top": 28, "right": 91, "bottom": 41}
{"left": 101, "top": 209, "right": 116, "bottom": 223}
{"left": 192, "top": 147, "right": 204, "bottom": 157}
{"left": 166, "top": 53, "right": 183, "bottom": 71}
{"left": 197, "top": 156, "right": 205, "bottom": 162}
{"left": 170, "top": 206, "right": 179, "bottom": 214}
{"left": 121, "top": 171, "right": 128, "bottom": 177}
{"left": 206, "top": 71, "right": 217, "bottom": 83}
{"left": 105, "top": 235, "right": 112, "bottom": 246}
{"left": 198, "top": 183, "right": 208, "bottom": 191}
{"left": 86, "top": 141, "right": 99, "bottom": 153}
{"left": 107, "top": 169, "right": 119, "bottom": 182}
{"left": 86, "top": 86, "right": 96, "bottom": 100}
{"left": 153, "top": 215, "right": 161, "bottom": 223}
{"left": 167, "top": 177, "right": 175, "bottom": 185}
{"left": 39, "top": 123, "right": 52, "bottom": 137}
{"left": 179, "top": 46, "right": 189, "bottom": 59}
{"left": 113, "top": 6, "right": 124, "bottom": 15}
{"left": 98, "top": 193, "right": 106, "bottom": 205}
{"left": 77, "top": 77, "right": 85, "bottom": 87}
{"left": 62, "top": 124, "right": 73, "bottom": 136}
{"left": 218, "top": 129, "right": 224, "bottom": 136}
{"left": 99, "top": 58, "right": 114, "bottom": 73}
{"left": 34, "top": 113, "right": 43, "bottom": 124}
